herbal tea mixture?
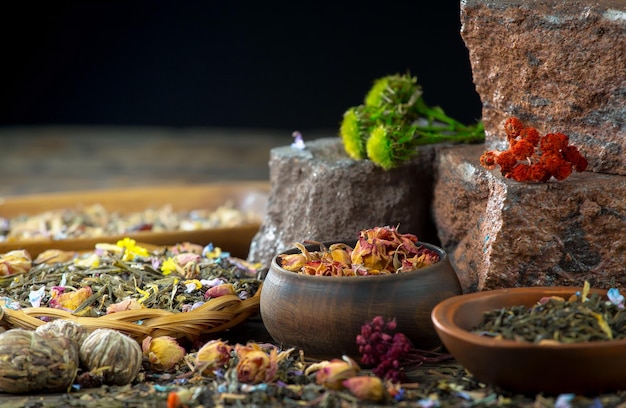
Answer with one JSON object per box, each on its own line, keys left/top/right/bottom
{"left": 0, "top": 238, "right": 262, "bottom": 316}
{"left": 473, "top": 282, "right": 626, "bottom": 343}
{"left": 0, "top": 202, "right": 259, "bottom": 242}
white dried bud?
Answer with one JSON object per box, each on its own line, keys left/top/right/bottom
{"left": 79, "top": 328, "right": 143, "bottom": 386}
{"left": 35, "top": 319, "right": 90, "bottom": 348}
{"left": 0, "top": 328, "right": 79, "bottom": 393}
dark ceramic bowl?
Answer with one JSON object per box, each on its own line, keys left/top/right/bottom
{"left": 260, "top": 240, "right": 462, "bottom": 360}
{"left": 431, "top": 286, "right": 626, "bottom": 395}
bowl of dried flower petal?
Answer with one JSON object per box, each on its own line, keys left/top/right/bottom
{"left": 260, "top": 226, "right": 462, "bottom": 360}
{"left": 431, "top": 283, "right": 626, "bottom": 395}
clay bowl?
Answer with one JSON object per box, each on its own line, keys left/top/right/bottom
{"left": 431, "top": 286, "right": 626, "bottom": 395}
{"left": 260, "top": 240, "right": 462, "bottom": 360}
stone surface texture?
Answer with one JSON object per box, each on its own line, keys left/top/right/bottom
{"left": 433, "top": 144, "right": 626, "bottom": 293}
{"left": 247, "top": 138, "right": 439, "bottom": 268}
{"left": 461, "top": 0, "right": 626, "bottom": 175}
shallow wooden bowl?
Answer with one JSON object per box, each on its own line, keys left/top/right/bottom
{"left": 260, "top": 240, "right": 462, "bottom": 360}
{"left": 431, "top": 286, "right": 626, "bottom": 395}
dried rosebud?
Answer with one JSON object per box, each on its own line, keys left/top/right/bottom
{"left": 234, "top": 343, "right": 292, "bottom": 384}
{"left": 34, "top": 249, "right": 76, "bottom": 265}
{"left": 314, "top": 356, "right": 361, "bottom": 390}
{"left": 343, "top": 376, "right": 385, "bottom": 402}
{"left": 195, "top": 339, "right": 232, "bottom": 376}
{"left": 49, "top": 286, "right": 93, "bottom": 311}
{"left": 35, "top": 319, "right": 90, "bottom": 348}
{"left": 0, "top": 249, "right": 32, "bottom": 276}
{"left": 0, "top": 328, "right": 79, "bottom": 393}
{"left": 235, "top": 344, "right": 274, "bottom": 384}
{"left": 79, "top": 329, "right": 143, "bottom": 386}
{"left": 204, "top": 283, "right": 236, "bottom": 299}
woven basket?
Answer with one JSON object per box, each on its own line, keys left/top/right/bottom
{"left": 0, "top": 290, "right": 260, "bottom": 342}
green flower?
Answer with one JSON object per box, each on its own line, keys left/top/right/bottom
{"left": 339, "top": 73, "right": 485, "bottom": 170}
{"left": 340, "top": 106, "right": 371, "bottom": 160}
{"left": 366, "top": 125, "right": 418, "bottom": 170}
{"left": 364, "top": 74, "right": 422, "bottom": 114}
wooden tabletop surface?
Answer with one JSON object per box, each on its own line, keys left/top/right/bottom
{"left": 0, "top": 126, "right": 334, "bottom": 197}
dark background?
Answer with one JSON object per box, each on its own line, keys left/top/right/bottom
{"left": 0, "top": 1, "right": 482, "bottom": 132}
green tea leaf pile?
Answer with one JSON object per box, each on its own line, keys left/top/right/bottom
{"left": 473, "top": 283, "right": 626, "bottom": 344}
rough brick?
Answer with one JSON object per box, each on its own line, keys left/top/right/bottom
{"left": 247, "top": 138, "right": 439, "bottom": 268}
{"left": 461, "top": 0, "right": 626, "bottom": 175}
{"left": 433, "top": 144, "right": 626, "bottom": 292}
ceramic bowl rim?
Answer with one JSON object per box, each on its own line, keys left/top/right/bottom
{"left": 270, "top": 240, "right": 450, "bottom": 282}
{"left": 431, "top": 286, "right": 626, "bottom": 350}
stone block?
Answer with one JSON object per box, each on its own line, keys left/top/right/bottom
{"left": 433, "top": 144, "right": 626, "bottom": 292}
{"left": 247, "top": 137, "right": 439, "bottom": 268}
{"left": 460, "top": 0, "right": 626, "bottom": 175}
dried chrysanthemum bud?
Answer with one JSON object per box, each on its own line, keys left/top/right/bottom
{"left": 142, "top": 335, "right": 186, "bottom": 372}
{"left": 0, "top": 328, "right": 79, "bottom": 393}
{"left": 79, "top": 329, "right": 142, "bottom": 386}
{"left": 35, "top": 319, "right": 90, "bottom": 348}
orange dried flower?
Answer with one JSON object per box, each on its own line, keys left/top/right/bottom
{"left": 494, "top": 150, "right": 518, "bottom": 174}
{"left": 480, "top": 117, "right": 587, "bottom": 183}
{"left": 479, "top": 150, "right": 497, "bottom": 170}
{"left": 528, "top": 163, "right": 551, "bottom": 182}
{"left": 520, "top": 127, "right": 540, "bottom": 146}
{"left": 563, "top": 145, "right": 589, "bottom": 172}
{"left": 541, "top": 153, "right": 572, "bottom": 181}
{"left": 510, "top": 139, "right": 534, "bottom": 160}
{"left": 504, "top": 117, "right": 524, "bottom": 141}
{"left": 510, "top": 163, "right": 530, "bottom": 182}
{"left": 540, "top": 132, "right": 569, "bottom": 153}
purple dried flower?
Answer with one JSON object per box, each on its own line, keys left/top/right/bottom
{"left": 358, "top": 316, "right": 452, "bottom": 382}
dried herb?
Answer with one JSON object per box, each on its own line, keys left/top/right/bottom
{"left": 0, "top": 239, "right": 262, "bottom": 317}
{"left": 473, "top": 284, "right": 626, "bottom": 343}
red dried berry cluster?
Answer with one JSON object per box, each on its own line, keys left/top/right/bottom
{"left": 479, "top": 117, "right": 588, "bottom": 182}
{"left": 356, "top": 316, "right": 451, "bottom": 383}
